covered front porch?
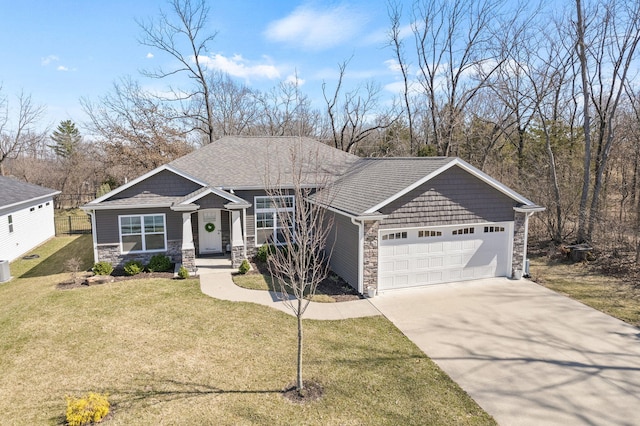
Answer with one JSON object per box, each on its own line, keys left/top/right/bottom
{"left": 172, "top": 187, "right": 250, "bottom": 270}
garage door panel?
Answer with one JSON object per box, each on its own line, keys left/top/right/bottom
{"left": 379, "top": 222, "right": 511, "bottom": 291}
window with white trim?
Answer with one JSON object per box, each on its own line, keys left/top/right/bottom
{"left": 452, "top": 227, "right": 475, "bottom": 235}
{"left": 382, "top": 231, "right": 407, "bottom": 240}
{"left": 119, "top": 214, "right": 166, "bottom": 253}
{"left": 484, "top": 226, "right": 505, "bottom": 233}
{"left": 8, "top": 215, "right": 13, "bottom": 233}
{"left": 254, "top": 195, "right": 295, "bottom": 245}
{"left": 418, "top": 230, "right": 442, "bottom": 238}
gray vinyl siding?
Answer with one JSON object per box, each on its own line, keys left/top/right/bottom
{"left": 111, "top": 170, "right": 201, "bottom": 200}
{"left": 380, "top": 166, "right": 517, "bottom": 229}
{"left": 325, "top": 211, "right": 359, "bottom": 289}
{"left": 95, "top": 208, "right": 182, "bottom": 244}
{"left": 197, "top": 193, "right": 229, "bottom": 209}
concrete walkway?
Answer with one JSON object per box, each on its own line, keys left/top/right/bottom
{"left": 195, "top": 257, "right": 381, "bottom": 320}
{"left": 370, "top": 278, "right": 640, "bottom": 426}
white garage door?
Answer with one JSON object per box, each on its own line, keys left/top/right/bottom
{"left": 378, "top": 222, "right": 512, "bottom": 291}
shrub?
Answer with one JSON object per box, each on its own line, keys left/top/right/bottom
{"left": 65, "top": 392, "right": 110, "bottom": 426}
{"left": 177, "top": 265, "right": 190, "bottom": 279}
{"left": 238, "top": 259, "right": 251, "bottom": 274}
{"left": 256, "top": 244, "right": 274, "bottom": 263}
{"left": 147, "top": 254, "right": 172, "bottom": 272}
{"left": 92, "top": 261, "right": 113, "bottom": 276}
{"left": 123, "top": 260, "right": 144, "bottom": 276}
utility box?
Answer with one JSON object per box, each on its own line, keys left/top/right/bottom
{"left": 0, "top": 260, "right": 10, "bottom": 283}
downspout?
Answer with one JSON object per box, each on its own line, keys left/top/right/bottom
{"left": 242, "top": 207, "right": 247, "bottom": 259}
{"left": 88, "top": 209, "right": 98, "bottom": 264}
{"left": 351, "top": 217, "right": 364, "bottom": 294}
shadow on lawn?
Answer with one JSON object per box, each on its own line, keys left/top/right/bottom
{"left": 58, "top": 377, "right": 284, "bottom": 422}
{"left": 17, "top": 236, "right": 93, "bottom": 279}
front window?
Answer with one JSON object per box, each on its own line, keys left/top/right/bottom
{"left": 254, "top": 195, "right": 295, "bottom": 245}
{"left": 8, "top": 215, "right": 13, "bottom": 233}
{"left": 119, "top": 214, "right": 166, "bottom": 253}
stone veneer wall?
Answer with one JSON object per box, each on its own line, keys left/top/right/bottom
{"left": 96, "top": 239, "right": 183, "bottom": 269}
{"left": 512, "top": 211, "right": 526, "bottom": 276}
{"left": 362, "top": 221, "right": 380, "bottom": 294}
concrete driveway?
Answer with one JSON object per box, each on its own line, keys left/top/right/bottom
{"left": 370, "top": 278, "right": 640, "bottom": 426}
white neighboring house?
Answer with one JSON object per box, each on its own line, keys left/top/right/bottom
{"left": 0, "top": 175, "right": 60, "bottom": 262}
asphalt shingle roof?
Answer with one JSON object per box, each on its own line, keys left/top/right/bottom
{"left": 169, "top": 136, "right": 359, "bottom": 189}
{"left": 0, "top": 175, "right": 59, "bottom": 208}
{"left": 318, "top": 157, "right": 456, "bottom": 216}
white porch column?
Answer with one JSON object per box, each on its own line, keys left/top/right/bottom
{"left": 182, "top": 212, "right": 195, "bottom": 251}
{"left": 231, "top": 210, "right": 243, "bottom": 248}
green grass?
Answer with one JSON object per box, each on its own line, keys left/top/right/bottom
{"left": 0, "top": 237, "right": 494, "bottom": 425}
{"left": 9, "top": 235, "right": 94, "bottom": 279}
{"left": 529, "top": 256, "right": 640, "bottom": 326}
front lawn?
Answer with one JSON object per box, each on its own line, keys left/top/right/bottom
{"left": 0, "top": 237, "right": 494, "bottom": 425}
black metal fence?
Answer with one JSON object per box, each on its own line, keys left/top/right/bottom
{"left": 55, "top": 216, "right": 92, "bottom": 236}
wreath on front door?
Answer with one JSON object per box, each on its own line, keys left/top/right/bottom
{"left": 205, "top": 222, "right": 216, "bottom": 232}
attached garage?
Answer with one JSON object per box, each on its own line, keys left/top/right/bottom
{"left": 319, "top": 156, "right": 544, "bottom": 295}
{"left": 378, "top": 222, "right": 512, "bottom": 291}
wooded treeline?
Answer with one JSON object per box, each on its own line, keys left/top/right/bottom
{"left": 2, "top": 0, "right": 640, "bottom": 260}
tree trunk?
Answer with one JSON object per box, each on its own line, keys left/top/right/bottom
{"left": 575, "top": 0, "right": 592, "bottom": 243}
{"left": 296, "top": 298, "right": 304, "bottom": 393}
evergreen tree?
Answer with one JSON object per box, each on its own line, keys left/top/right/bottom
{"left": 49, "top": 120, "right": 81, "bottom": 159}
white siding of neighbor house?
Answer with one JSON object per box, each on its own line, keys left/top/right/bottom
{"left": 0, "top": 198, "right": 56, "bottom": 262}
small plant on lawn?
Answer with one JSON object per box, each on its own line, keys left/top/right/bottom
{"left": 92, "top": 261, "right": 113, "bottom": 276}
{"left": 238, "top": 259, "right": 251, "bottom": 274}
{"left": 177, "top": 265, "right": 190, "bottom": 279}
{"left": 147, "top": 254, "right": 172, "bottom": 272}
{"left": 65, "top": 257, "right": 83, "bottom": 283}
{"left": 65, "top": 392, "right": 110, "bottom": 426}
{"left": 123, "top": 260, "right": 144, "bottom": 276}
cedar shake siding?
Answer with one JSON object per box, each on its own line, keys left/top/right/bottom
{"left": 379, "top": 167, "right": 518, "bottom": 229}
{"left": 113, "top": 169, "right": 201, "bottom": 200}
{"left": 325, "top": 211, "right": 360, "bottom": 289}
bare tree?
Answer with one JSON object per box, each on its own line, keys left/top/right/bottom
{"left": 138, "top": 0, "right": 217, "bottom": 144}
{"left": 407, "top": 0, "right": 509, "bottom": 156}
{"left": 205, "top": 71, "right": 258, "bottom": 140}
{"left": 323, "top": 59, "right": 398, "bottom": 153}
{"left": 82, "top": 78, "right": 193, "bottom": 182}
{"left": 263, "top": 142, "right": 334, "bottom": 396}
{"left": 254, "top": 77, "right": 321, "bottom": 137}
{"left": 0, "top": 90, "right": 47, "bottom": 176}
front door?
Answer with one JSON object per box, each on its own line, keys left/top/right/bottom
{"left": 198, "top": 209, "right": 222, "bottom": 253}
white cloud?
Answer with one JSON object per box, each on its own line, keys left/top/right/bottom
{"left": 146, "top": 52, "right": 154, "bottom": 59}
{"left": 41, "top": 55, "right": 59, "bottom": 66}
{"left": 197, "top": 54, "right": 280, "bottom": 80}
{"left": 285, "top": 74, "right": 305, "bottom": 86}
{"left": 57, "top": 65, "right": 69, "bottom": 72}
{"left": 384, "top": 59, "right": 402, "bottom": 72}
{"left": 265, "top": 4, "right": 366, "bottom": 50}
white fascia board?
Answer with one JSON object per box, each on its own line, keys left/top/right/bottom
{"left": 180, "top": 187, "right": 249, "bottom": 205}
{"left": 86, "top": 165, "right": 207, "bottom": 205}
{"left": 83, "top": 203, "right": 173, "bottom": 211}
{"left": 0, "top": 192, "right": 60, "bottom": 214}
{"left": 363, "top": 158, "right": 534, "bottom": 214}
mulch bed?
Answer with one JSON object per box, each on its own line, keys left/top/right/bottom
{"left": 282, "top": 380, "right": 324, "bottom": 404}
{"left": 249, "top": 261, "right": 362, "bottom": 302}
{"left": 57, "top": 271, "right": 177, "bottom": 290}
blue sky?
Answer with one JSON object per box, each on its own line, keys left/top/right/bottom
{"left": 0, "top": 0, "right": 402, "bottom": 131}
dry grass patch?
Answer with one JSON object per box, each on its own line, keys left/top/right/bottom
{"left": 529, "top": 256, "right": 640, "bottom": 326}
